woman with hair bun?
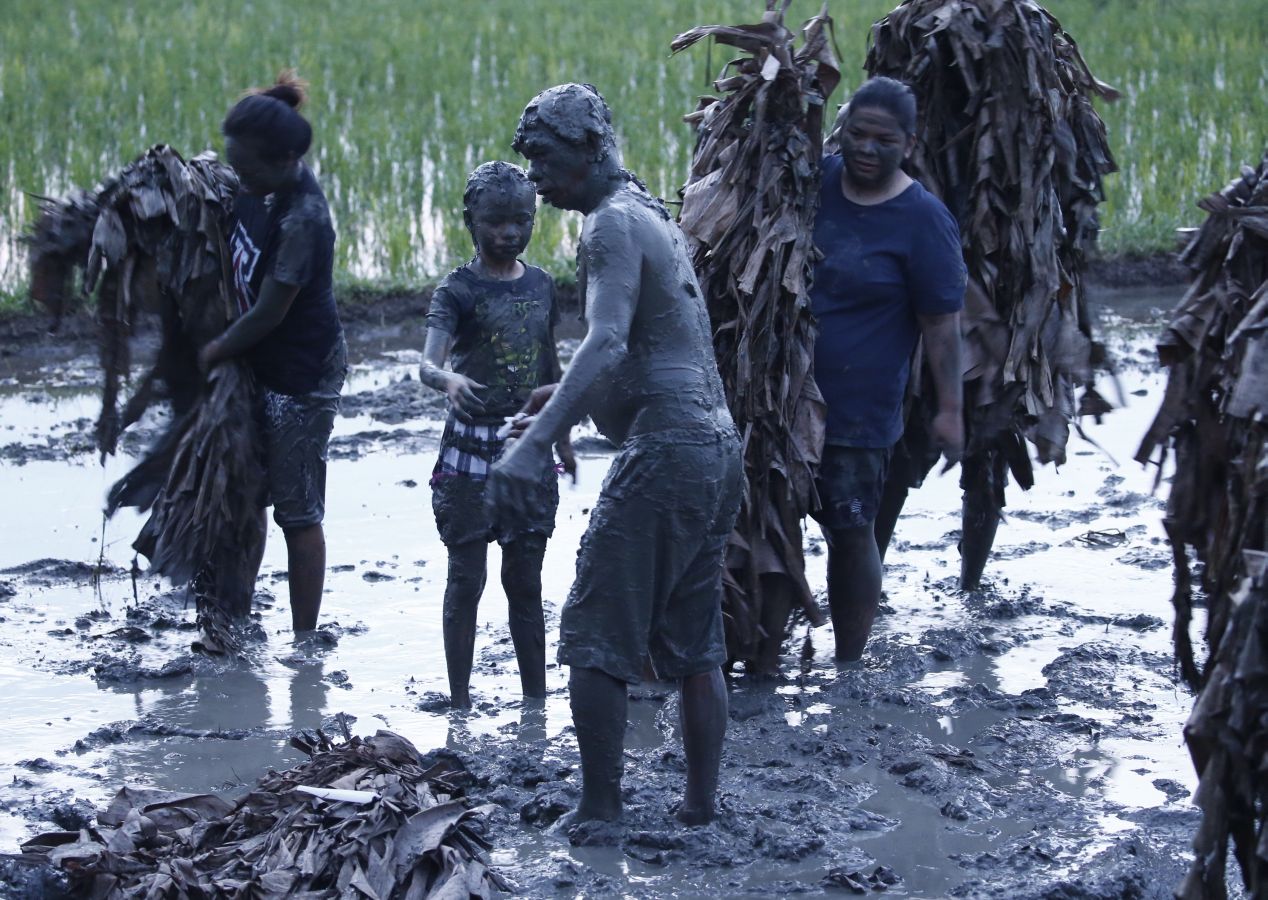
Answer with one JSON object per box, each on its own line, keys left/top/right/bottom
{"left": 199, "top": 71, "right": 346, "bottom": 635}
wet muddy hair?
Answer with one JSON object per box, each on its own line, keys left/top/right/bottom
{"left": 463, "top": 161, "right": 536, "bottom": 217}
{"left": 845, "top": 76, "right": 918, "bottom": 136}
{"left": 512, "top": 83, "right": 617, "bottom": 162}
{"left": 222, "top": 70, "right": 313, "bottom": 161}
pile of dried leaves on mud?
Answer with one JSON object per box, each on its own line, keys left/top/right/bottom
{"left": 26, "top": 145, "right": 264, "bottom": 650}
{"left": 18, "top": 730, "right": 504, "bottom": 898}
{"left": 864, "top": 0, "right": 1118, "bottom": 511}
{"left": 673, "top": 1, "right": 838, "bottom": 670}
{"left": 1138, "top": 152, "right": 1268, "bottom": 900}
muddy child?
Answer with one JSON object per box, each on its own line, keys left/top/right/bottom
{"left": 419, "top": 161, "right": 573, "bottom": 709}
{"left": 490, "top": 84, "right": 742, "bottom": 827}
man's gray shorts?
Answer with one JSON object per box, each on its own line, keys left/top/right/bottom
{"left": 558, "top": 426, "right": 742, "bottom": 684}
{"left": 261, "top": 341, "right": 346, "bottom": 530}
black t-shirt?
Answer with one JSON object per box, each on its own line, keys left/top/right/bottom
{"left": 426, "top": 262, "right": 558, "bottom": 423}
{"left": 228, "top": 163, "right": 343, "bottom": 395}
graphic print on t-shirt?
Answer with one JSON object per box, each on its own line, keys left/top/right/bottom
{"left": 229, "top": 220, "right": 261, "bottom": 315}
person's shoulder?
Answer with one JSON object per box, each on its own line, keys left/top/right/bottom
{"left": 435, "top": 263, "right": 477, "bottom": 294}
{"left": 904, "top": 180, "right": 956, "bottom": 223}
{"left": 820, "top": 152, "right": 843, "bottom": 180}
{"left": 280, "top": 173, "right": 332, "bottom": 235}
{"left": 522, "top": 263, "right": 555, "bottom": 288}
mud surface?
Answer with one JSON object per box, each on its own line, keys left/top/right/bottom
{"left": 0, "top": 283, "right": 1238, "bottom": 898}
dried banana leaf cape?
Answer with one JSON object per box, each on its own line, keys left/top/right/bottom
{"left": 864, "top": 0, "right": 1118, "bottom": 496}
{"left": 1137, "top": 153, "right": 1268, "bottom": 900}
{"left": 672, "top": 2, "right": 838, "bottom": 666}
{"left": 26, "top": 145, "right": 265, "bottom": 648}
{"left": 19, "top": 730, "right": 507, "bottom": 898}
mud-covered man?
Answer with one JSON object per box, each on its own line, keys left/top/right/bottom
{"left": 488, "top": 83, "right": 742, "bottom": 826}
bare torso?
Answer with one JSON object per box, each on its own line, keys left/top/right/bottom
{"left": 578, "top": 185, "right": 732, "bottom": 445}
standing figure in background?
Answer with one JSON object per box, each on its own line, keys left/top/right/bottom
{"left": 490, "top": 83, "right": 742, "bottom": 827}
{"left": 419, "top": 161, "right": 572, "bottom": 709}
{"left": 199, "top": 71, "right": 347, "bottom": 638}
{"left": 811, "top": 77, "right": 965, "bottom": 662}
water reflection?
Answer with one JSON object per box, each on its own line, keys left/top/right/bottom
{"left": 85, "top": 652, "right": 331, "bottom": 795}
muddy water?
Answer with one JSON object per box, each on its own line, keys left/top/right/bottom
{"left": 0, "top": 288, "right": 1227, "bottom": 897}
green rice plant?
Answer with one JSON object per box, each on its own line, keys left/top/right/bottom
{"left": 0, "top": 0, "right": 1262, "bottom": 310}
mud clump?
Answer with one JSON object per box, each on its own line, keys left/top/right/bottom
{"left": 337, "top": 375, "right": 446, "bottom": 424}
{"left": 0, "top": 559, "right": 125, "bottom": 586}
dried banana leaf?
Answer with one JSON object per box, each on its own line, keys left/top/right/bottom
{"left": 26, "top": 145, "right": 263, "bottom": 649}
{"left": 19, "top": 730, "right": 507, "bottom": 898}
{"left": 674, "top": 1, "right": 838, "bottom": 669}
{"left": 863, "top": 0, "right": 1117, "bottom": 497}
{"left": 1137, "top": 151, "right": 1268, "bottom": 900}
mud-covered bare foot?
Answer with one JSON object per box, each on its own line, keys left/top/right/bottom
{"left": 675, "top": 802, "right": 715, "bottom": 827}
{"left": 833, "top": 655, "right": 866, "bottom": 670}
{"left": 549, "top": 810, "right": 623, "bottom": 846}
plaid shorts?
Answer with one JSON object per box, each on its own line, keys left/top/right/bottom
{"left": 431, "top": 417, "right": 501, "bottom": 482}
{"left": 429, "top": 415, "right": 558, "bottom": 546}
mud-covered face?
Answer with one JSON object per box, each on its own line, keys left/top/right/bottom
{"left": 515, "top": 125, "right": 593, "bottom": 212}
{"left": 465, "top": 189, "right": 536, "bottom": 264}
{"left": 838, "top": 105, "right": 913, "bottom": 191}
{"left": 225, "top": 135, "right": 296, "bottom": 195}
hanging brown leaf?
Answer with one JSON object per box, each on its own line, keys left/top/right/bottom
{"left": 1137, "top": 150, "right": 1268, "bottom": 900}
{"left": 673, "top": 1, "right": 838, "bottom": 670}
{"left": 862, "top": 0, "right": 1118, "bottom": 510}
{"left": 26, "top": 145, "right": 263, "bottom": 651}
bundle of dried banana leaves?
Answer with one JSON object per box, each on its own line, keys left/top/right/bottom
{"left": 19, "top": 729, "right": 507, "bottom": 898}
{"left": 673, "top": 1, "right": 838, "bottom": 670}
{"left": 1137, "top": 152, "right": 1268, "bottom": 899}
{"left": 26, "top": 145, "right": 264, "bottom": 649}
{"left": 864, "top": 0, "right": 1118, "bottom": 583}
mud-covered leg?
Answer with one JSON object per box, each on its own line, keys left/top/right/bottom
{"left": 678, "top": 666, "right": 727, "bottom": 825}
{"left": 500, "top": 533, "right": 548, "bottom": 700}
{"left": 874, "top": 467, "right": 910, "bottom": 564}
{"left": 443, "top": 540, "right": 489, "bottom": 708}
{"left": 283, "top": 523, "right": 326, "bottom": 632}
{"left": 570, "top": 666, "right": 627, "bottom": 821}
{"left": 824, "top": 523, "right": 883, "bottom": 661}
{"left": 959, "top": 451, "right": 1002, "bottom": 591}
{"left": 755, "top": 574, "right": 792, "bottom": 676}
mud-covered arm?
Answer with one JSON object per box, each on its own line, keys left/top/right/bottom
{"left": 200, "top": 276, "right": 300, "bottom": 368}
{"left": 419, "top": 325, "right": 485, "bottom": 420}
{"left": 488, "top": 208, "right": 637, "bottom": 518}
{"left": 917, "top": 310, "right": 965, "bottom": 463}
{"left": 512, "top": 209, "right": 637, "bottom": 454}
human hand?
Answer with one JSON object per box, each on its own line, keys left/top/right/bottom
{"left": 555, "top": 433, "right": 577, "bottom": 482}
{"left": 197, "top": 339, "right": 221, "bottom": 374}
{"left": 487, "top": 436, "right": 551, "bottom": 530}
{"left": 932, "top": 408, "right": 964, "bottom": 473}
{"left": 522, "top": 383, "right": 558, "bottom": 416}
{"left": 443, "top": 373, "right": 487, "bottom": 423}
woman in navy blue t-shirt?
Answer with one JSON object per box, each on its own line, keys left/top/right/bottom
{"left": 199, "top": 72, "right": 346, "bottom": 636}
{"left": 810, "top": 77, "right": 965, "bottom": 662}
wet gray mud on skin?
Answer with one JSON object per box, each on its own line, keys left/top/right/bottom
{"left": 0, "top": 288, "right": 1237, "bottom": 898}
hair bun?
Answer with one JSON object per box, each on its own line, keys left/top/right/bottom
{"left": 260, "top": 69, "right": 308, "bottom": 110}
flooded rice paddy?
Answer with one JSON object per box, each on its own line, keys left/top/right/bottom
{"left": 0, "top": 285, "right": 1233, "bottom": 897}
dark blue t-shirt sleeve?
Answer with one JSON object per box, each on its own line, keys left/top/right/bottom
{"left": 907, "top": 197, "right": 966, "bottom": 316}
{"left": 426, "top": 277, "right": 467, "bottom": 336}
